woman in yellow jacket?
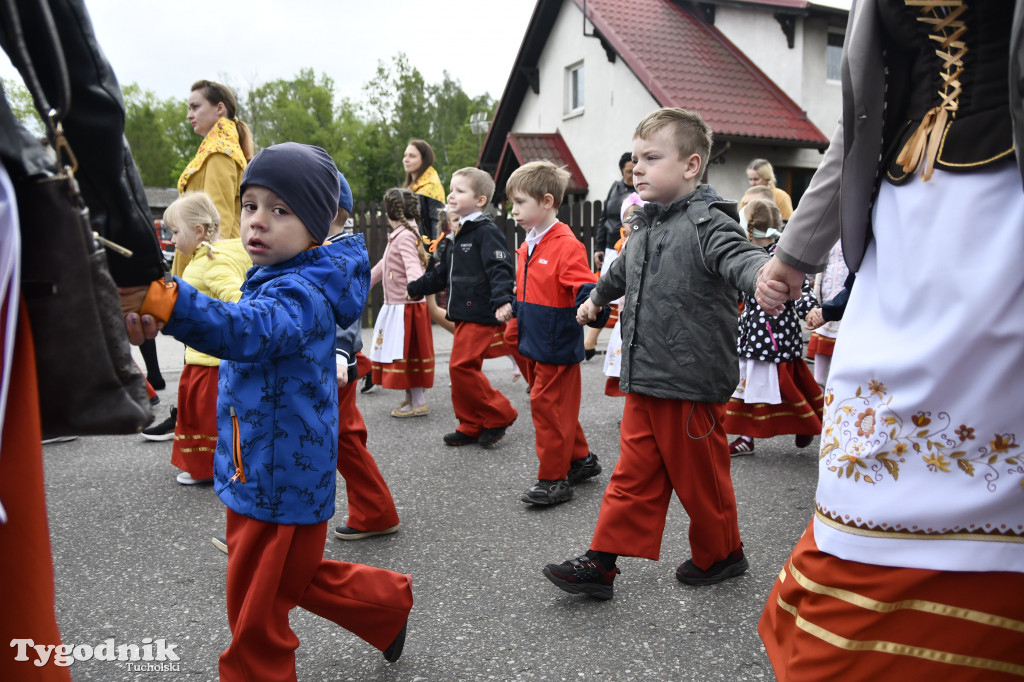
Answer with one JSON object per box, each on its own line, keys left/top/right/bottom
{"left": 146, "top": 193, "right": 251, "bottom": 486}
{"left": 173, "top": 80, "right": 253, "bottom": 277}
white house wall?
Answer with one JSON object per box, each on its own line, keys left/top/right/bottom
{"left": 513, "top": 0, "right": 659, "bottom": 203}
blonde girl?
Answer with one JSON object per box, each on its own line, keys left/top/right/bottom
{"left": 369, "top": 188, "right": 435, "bottom": 417}
{"left": 149, "top": 192, "right": 252, "bottom": 485}
{"left": 740, "top": 159, "right": 794, "bottom": 221}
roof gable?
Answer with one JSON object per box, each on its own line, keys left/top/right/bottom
{"left": 494, "top": 132, "right": 589, "bottom": 200}
{"left": 575, "top": 0, "right": 828, "bottom": 146}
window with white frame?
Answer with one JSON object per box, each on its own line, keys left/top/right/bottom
{"left": 565, "top": 62, "right": 584, "bottom": 116}
{"left": 826, "top": 30, "right": 844, "bottom": 82}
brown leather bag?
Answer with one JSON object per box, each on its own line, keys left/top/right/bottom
{"left": 5, "top": 0, "right": 151, "bottom": 437}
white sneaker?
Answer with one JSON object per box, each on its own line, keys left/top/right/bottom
{"left": 176, "top": 471, "right": 213, "bottom": 485}
{"left": 41, "top": 435, "right": 78, "bottom": 444}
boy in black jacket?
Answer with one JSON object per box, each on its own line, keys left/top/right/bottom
{"left": 407, "top": 168, "right": 518, "bottom": 448}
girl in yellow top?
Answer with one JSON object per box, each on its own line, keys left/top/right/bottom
{"left": 154, "top": 193, "right": 252, "bottom": 485}
{"left": 740, "top": 158, "right": 794, "bottom": 221}
{"left": 402, "top": 138, "right": 446, "bottom": 238}
{"left": 173, "top": 80, "right": 253, "bottom": 277}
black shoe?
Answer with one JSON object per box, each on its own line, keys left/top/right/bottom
{"left": 675, "top": 549, "right": 748, "bottom": 586}
{"left": 147, "top": 374, "right": 166, "bottom": 391}
{"left": 584, "top": 347, "right": 597, "bottom": 361}
{"left": 383, "top": 622, "right": 407, "bottom": 662}
{"left": 479, "top": 422, "right": 512, "bottom": 449}
{"left": 211, "top": 534, "right": 228, "bottom": 555}
{"left": 567, "top": 452, "right": 602, "bottom": 485}
{"left": 443, "top": 430, "right": 479, "bottom": 446}
{"left": 795, "top": 434, "right": 814, "bottom": 448}
{"left": 149, "top": 395, "right": 160, "bottom": 407}
{"left": 141, "top": 407, "right": 177, "bottom": 442}
{"left": 359, "top": 374, "right": 376, "bottom": 394}
{"left": 334, "top": 524, "right": 400, "bottom": 541}
{"left": 521, "top": 479, "right": 574, "bottom": 505}
{"left": 542, "top": 555, "right": 620, "bottom": 600}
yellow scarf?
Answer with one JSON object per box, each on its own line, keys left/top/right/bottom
{"left": 410, "top": 165, "right": 446, "bottom": 203}
{"left": 177, "top": 117, "right": 247, "bottom": 193}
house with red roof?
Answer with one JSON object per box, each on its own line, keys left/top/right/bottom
{"left": 480, "top": 0, "right": 849, "bottom": 208}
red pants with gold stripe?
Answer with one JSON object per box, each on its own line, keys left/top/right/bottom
{"left": 0, "top": 303, "right": 70, "bottom": 681}
{"left": 760, "top": 521, "right": 1024, "bottom": 680}
{"left": 172, "top": 364, "right": 218, "bottom": 479}
{"left": 219, "top": 509, "right": 413, "bottom": 682}
{"left": 449, "top": 321, "right": 517, "bottom": 437}
{"left": 723, "top": 360, "right": 824, "bottom": 438}
{"left": 520, "top": 359, "right": 590, "bottom": 480}
{"left": 590, "top": 395, "right": 741, "bottom": 568}
{"left": 336, "top": 367, "right": 399, "bottom": 532}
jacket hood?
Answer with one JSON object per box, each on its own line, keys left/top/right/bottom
{"left": 642, "top": 185, "right": 741, "bottom": 225}
{"left": 244, "top": 233, "right": 370, "bottom": 329}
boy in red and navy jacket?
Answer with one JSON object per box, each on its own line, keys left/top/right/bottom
{"left": 504, "top": 161, "right": 609, "bottom": 505}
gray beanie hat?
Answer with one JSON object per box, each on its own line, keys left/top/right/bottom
{"left": 240, "top": 142, "right": 340, "bottom": 243}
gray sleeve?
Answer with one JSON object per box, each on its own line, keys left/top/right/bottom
{"left": 775, "top": 120, "right": 845, "bottom": 274}
{"left": 703, "top": 219, "right": 771, "bottom": 296}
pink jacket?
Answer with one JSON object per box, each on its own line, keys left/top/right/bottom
{"left": 371, "top": 225, "right": 425, "bottom": 304}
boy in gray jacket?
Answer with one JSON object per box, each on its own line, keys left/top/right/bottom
{"left": 543, "top": 108, "right": 769, "bottom": 599}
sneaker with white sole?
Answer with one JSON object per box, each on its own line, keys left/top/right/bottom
{"left": 176, "top": 471, "right": 213, "bottom": 485}
{"left": 729, "top": 436, "right": 755, "bottom": 457}
{"left": 211, "top": 535, "right": 228, "bottom": 555}
{"left": 334, "top": 523, "right": 400, "bottom": 540}
{"left": 142, "top": 407, "right": 177, "bottom": 442}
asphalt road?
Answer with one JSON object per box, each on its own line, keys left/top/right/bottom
{"left": 40, "top": 328, "right": 817, "bottom": 681}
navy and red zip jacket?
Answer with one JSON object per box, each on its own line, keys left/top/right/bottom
{"left": 512, "top": 221, "right": 606, "bottom": 365}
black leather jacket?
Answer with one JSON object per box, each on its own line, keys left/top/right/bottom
{"left": 0, "top": 0, "right": 164, "bottom": 286}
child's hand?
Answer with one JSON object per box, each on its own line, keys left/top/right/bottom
{"left": 805, "top": 307, "right": 825, "bottom": 330}
{"left": 336, "top": 362, "right": 349, "bottom": 388}
{"left": 756, "top": 256, "right": 805, "bottom": 316}
{"left": 124, "top": 313, "right": 162, "bottom": 345}
{"left": 495, "top": 303, "right": 513, "bottom": 323}
{"left": 576, "top": 299, "right": 601, "bottom": 325}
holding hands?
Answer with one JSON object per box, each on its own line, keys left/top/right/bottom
{"left": 756, "top": 255, "right": 806, "bottom": 315}
{"left": 576, "top": 298, "right": 601, "bottom": 326}
{"left": 805, "top": 307, "right": 825, "bottom": 330}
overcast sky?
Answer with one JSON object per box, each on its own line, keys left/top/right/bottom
{"left": 1, "top": 0, "right": 537, "bottom": 106}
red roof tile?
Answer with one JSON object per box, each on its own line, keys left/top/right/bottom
{"left": 575, "top": 0, "right": 828, "bottom": 146}
{"left": 495, "top": 132, "right": 589, "bottom": 195}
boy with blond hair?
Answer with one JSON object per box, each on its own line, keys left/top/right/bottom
{"left": 543, "top": 108, "right": 770, "bottom": 599}
{"left": 505, "top": 161, "right": 605, "bottom": 505}
{"left": 407, "top": 167, "right": 518, "bottom": 448}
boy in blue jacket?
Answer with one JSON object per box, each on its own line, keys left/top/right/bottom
{"left": 131, "top": 143, "right": 413, "bottom": 679}
{"left": 505, "top": 161, "right": 606, "bottom": 505}
{"left": 407, "top": 167, "right": 518, "bottom": 448}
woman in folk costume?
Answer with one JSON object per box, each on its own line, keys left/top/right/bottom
{"left": 724, "top": 199, "right": 822, "bottom": 456}
{"left": 805, "top": 240, "right": 849, "bottom": 386}
{"left": 402, "top": 138, "right": 446, "bottom": 239}
{"left": 370, "top": 188, "right": 435, "bottom": 417}
{"left": 175, "top": 80, "right": 252, "bottom": 277}
{"left": 756, "top": 2, "right": 1024, "bottom": 679}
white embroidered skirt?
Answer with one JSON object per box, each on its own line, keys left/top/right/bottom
{"left": 814, "top": 163, "right": 1024, "bottom": 572}
{"left": 369, "top": 303, "right": 406, "bottom": 364}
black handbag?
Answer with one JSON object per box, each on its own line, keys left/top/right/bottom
{"left": 4, "top": 0, "right": 151, "bottom": 437}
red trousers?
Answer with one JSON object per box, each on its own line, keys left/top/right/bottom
{"left": 172, "top": 364, "right": 218, "bottom": 479}
{"left": 219, "top": 509, "right": 413, "bottom": 682}
{"left": 590, "top": 394, "right": 742, "bottom": 568}
{"left": 449, "top": 321, "right": 517, "bottom": 437}
{"left": 0, "top": 304, "right": 70, "bottom": 681}
{"left": 520, "top": 359, "right": 589, "bottom": 480}
{"left": 336, "top": 373, "right": 399, "bottom": 532}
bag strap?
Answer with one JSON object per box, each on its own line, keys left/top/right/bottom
{"left": 0, "top": 0, "right": 76, "bottom": 172}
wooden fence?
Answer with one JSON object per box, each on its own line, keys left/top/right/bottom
{"left": 350, "top": 199, "right": 605, "bottom": 327}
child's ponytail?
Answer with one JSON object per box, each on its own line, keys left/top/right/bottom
{"left": 383, "top": 188, "right": 431, "bottom": 269}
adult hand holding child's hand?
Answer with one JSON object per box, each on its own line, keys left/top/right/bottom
{"left": 756, "top": 255, "right": 804, "bottom": 316}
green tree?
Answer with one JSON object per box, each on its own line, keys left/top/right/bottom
{"left": 1, "top": 77, "right": 44, "bottom": 136}
{"left": 122, "top": 83, "right": 195, "bottom": 187}
{"left": 246, "top": 68, "right": 339, "bottom": 152}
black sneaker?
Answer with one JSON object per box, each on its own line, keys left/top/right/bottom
{"left": 334, "top": 524, "right": 400, "bottom": 541}
{"left": 479, "top": 420, "right": 513, "bottom": 449}
{"left": 521, "top": 479, "right": 574, "bottom": 505}
{"left": 795, "top": 434, "right": 814, "bottom": 448}
{"left": 443, "top": 430, "right": 478, "bottom": 446}
{"left": 211, "top": 535, "right": 228, "bottom": 555}
{"left": 675, "top": 548, "right": 748, "bottom": 586}
{"left": 142, "top": 407, "right": 177, "bottom": 442}
{"left": 542, "top": 555, "right": 620, "bottom": 600}
{"left": 567, "top": 452, "right": 602, "bottom": 485}
{"left": 359, "top": 374, "right": 377, "bottom": 394}
{"left": 383, "top": 622, "right": 407, "bottom": 662}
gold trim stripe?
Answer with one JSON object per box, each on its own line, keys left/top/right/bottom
{"left": 787, "top": 561, "right": 1024, "bottom": 633}
{"left": 775, "top": 594, "right": 1024, "bottom": 676}
{"left": 815, "top": 509, "right": 1024, "bottom": 543}
{"left": 173, "top": 434, "right": 217, "bottom": 440}
{"left": 177, "top": 446, "right": 216, "bottom": 454}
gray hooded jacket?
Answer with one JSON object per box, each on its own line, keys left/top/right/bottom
{"left": 591, "top": 186, "right": 769, "bottom": 403}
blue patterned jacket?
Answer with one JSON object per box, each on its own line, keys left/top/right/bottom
{"left": 163, "top": 235, "right": 370, "bottom": 524}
